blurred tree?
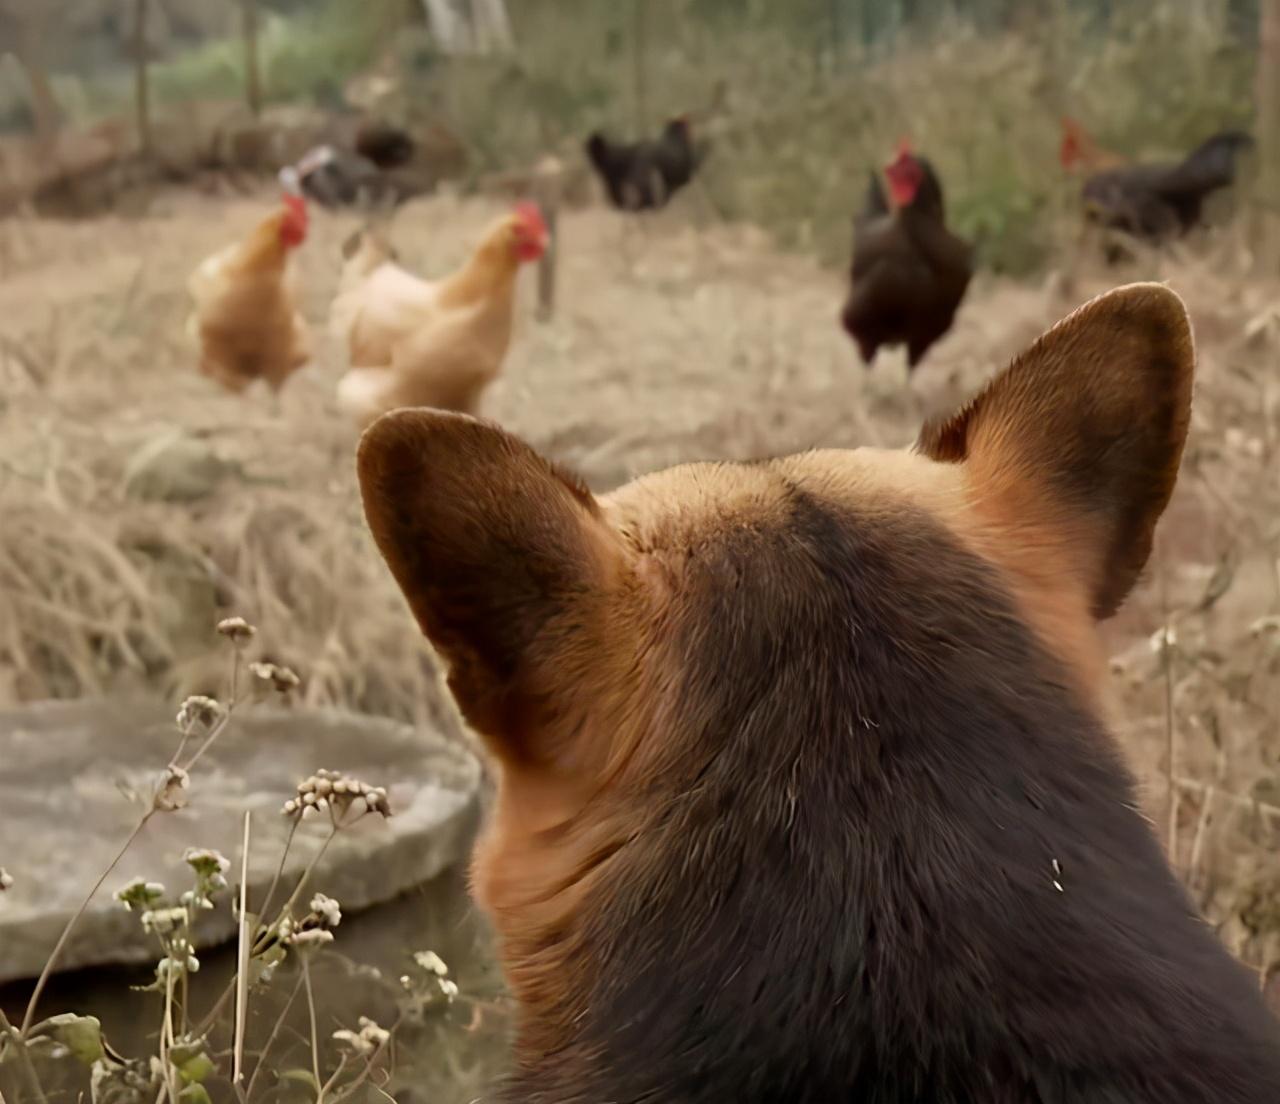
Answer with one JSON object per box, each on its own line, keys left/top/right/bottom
{"left": 133, "top": 0, "right": 152, "bottom": 152}
{"left": 0, "top": 0, "right": 75, "bottom": 143}
{"left": 244, "top": 0, "right": 262, "bottom": 115}
{"left": 1258, "top": 0, "right": 1280, "bottom": 264}
{"left": 632, "top": 0, "right": 648, "bottom": 135}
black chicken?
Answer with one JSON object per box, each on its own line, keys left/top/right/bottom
{"left": 354, "top": 121, "right": 416, "bottom": 171}
{"left": 1080, "top": 130, "right": 1254, "bottom": 244}
{"left": 841, "top": 145, "right": 973, "bottom": 370}
{"left": 286, "top": 145, "right": 394, "bottom": 209}
{"left": 585, "top": 115, "right": 706, "bottom": 211}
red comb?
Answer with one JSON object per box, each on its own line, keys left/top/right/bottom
{"left": 514, "top": 200, "right": 546, "bottom": 231}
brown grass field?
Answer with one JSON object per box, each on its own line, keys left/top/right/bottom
{"left": 1, "top": 186, "right": 1278, "bottom": 1002}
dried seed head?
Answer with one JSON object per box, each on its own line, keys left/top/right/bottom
{"left": 283, "top": 771, "right": 393, "bottom": 824}
{"left": 154, "top": 766, "right": 190, "bottom": 813}
{"left": 1250, "top": 615, "right": 1280, "bottom": 638}
{"left": 176, "top": 695, "right": 223, "bottom": 735}
{"left": 249, "top": 661, "right": 301, "bottom": 692}
{"left": 216, "top": 617, "right": 257, "bottom": 645}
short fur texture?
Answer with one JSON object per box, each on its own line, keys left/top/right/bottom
{"left": 358, "top": 283, "right": 1280, "bottom": 1102}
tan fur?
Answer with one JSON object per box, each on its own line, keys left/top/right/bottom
{"left": 187, "top": 209, "right": 310, "bottom": 394}
{"left": 355, "top": 282, "right": 1196, "bottom": 1062}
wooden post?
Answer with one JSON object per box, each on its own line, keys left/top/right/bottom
{"left": 133, "top": 0, "right": 152, "bottom": 154}
{"left": 1257, "top": 0, "right": 1280, "bottom": 270}
{"left": 243, "top": 0, "right": 263, "bottom": 116}
{"left": 533, "top": 156, "right": 563, "bottom": 323}
{"left": 631, "top": 0, "right": 648, "bottom": 137}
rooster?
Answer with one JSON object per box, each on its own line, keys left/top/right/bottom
{"left": 1062, "top": 122, "right": 1253, "bottom": 245}
{"left": 585, "top": 116, "right": 706, "bottom": 211}
{"left": 332, "top": 202, "right": 549, "bottom": 427}
{"left": 186, "top": 190, "right": 310, "bottom": 394}
{"left": 841, "top": 144, "right": 973, "bottom": 370}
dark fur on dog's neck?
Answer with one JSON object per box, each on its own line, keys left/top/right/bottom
{"left": 494, "top": 492, "right": 1280, "bottom": 1104}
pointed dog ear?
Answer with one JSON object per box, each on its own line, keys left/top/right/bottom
{"left": 357, "top": 410, "right": 623, "bottom": 736}
{"left": 918, "top": 283, "right": 1194, "bottom": 619}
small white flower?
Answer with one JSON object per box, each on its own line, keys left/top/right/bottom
{"left": 176, "top": 695, "right": 223, "bottom": 734}
{"left": 309, "top": 894, "right": 342, "bottom": 929}
{"left": 290, "top": 928, "right": 334, "bottom": 947}
{"left": 154, "top": 766, "right": 190, "bottom": 812}
{"left": 141, "top": 906, "right": 187, "bottom": 934}
{"left": 439, "top": 978, "right": 459, "bottom": 1001}
{"left": 184, "top": 848, "right": 230, "bottom": 875}
{"left": 357, "top": 1016, "right": 389, "bottom": 1046}
{"left": 414, "top": 950, "right": 449, "bottom": 977}
{"left": 332, "top": 1029, "right": 374, "bottom": 1056}
{"left": 1148, "top": 625, "right": 1177, "bottom": 656}
{"left": 116, "top": 878, "right": 166, "bottom": 910}
{"left": 179, "top": 890, "right": 216, "bottom": 911}
{"left": 0, "top": 868, "right": 13, "bottom": 891}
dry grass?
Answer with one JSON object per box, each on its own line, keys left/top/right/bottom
{"left": 0, "top": 185, "right": 1278, "bottom": 995}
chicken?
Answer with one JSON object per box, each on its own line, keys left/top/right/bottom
{"left": 585, "top": 115, "right": 706, "bottom": 211}
{"left": 332, "top": 201, "right": 549, "bottom": 426}
{"left": 1068, "top": 125, "right": 1253, "bottom": 245}
{"left": 840, "top": 144, "right": 973, "bottom": 370}
{"left": 1059, "top": 116, "right": 1127, "bottom": 175}
{"left": 354, "top": 121, "right": 415, "bottom": 170}
{"left": 290, "top": 145, "right": 389, "bottom": 209}
{"left": 283, "top": 122, "right": 417, "bottom": 210}
{"left": 186, "top": 192, "right": 310, "bottom": 394}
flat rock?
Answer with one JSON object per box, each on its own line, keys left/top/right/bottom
{"left": 0, "top": 699, "right": 481, "bottom": 984}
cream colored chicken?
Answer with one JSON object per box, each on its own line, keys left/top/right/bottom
{"left": 331, "top": 202, "right": 548, "bottom": 427}
{"left": 186, "top": 194, "right": 311, "bottom": 394}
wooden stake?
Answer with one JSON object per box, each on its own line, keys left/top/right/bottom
{"left": 534, "top": 156, "right": 563, "bottom": 322}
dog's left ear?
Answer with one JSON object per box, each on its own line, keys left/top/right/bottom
{"left": 357, "top": 410, "right": 625, "bottom": 741}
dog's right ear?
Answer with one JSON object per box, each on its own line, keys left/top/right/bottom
{"left": 918, "top": 283, "right": 1194, "bottom": 619}
{"left": 356, "top": 410, "right": 623, "bottom": 741}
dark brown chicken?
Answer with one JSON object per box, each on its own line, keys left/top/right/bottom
{"left": 841, "top": 145, "right": 973, "bottom": 369}
{"left": 1067, "top": 127, "right": 1253, "bottom": 245}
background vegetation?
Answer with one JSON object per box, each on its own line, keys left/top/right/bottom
{"left": 1, "top": 0, "right": 1264, "bottom": 271}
